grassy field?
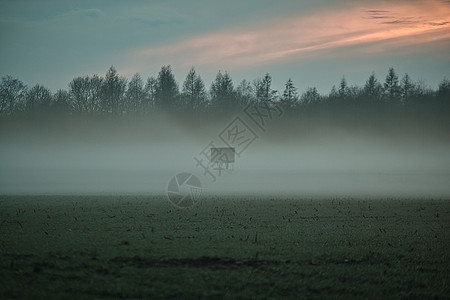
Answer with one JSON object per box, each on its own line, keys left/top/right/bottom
{"left": 0, "top": 195, "right": 449, "bottom": 299}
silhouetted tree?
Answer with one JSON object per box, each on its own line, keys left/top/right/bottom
{"left": 338, "top": 76, "right": 350, "bottom": 100}
{"left": 363, "top": 73, "right": 382, "bottom": 102}
{"left": 437, "top": 78, "right": 450, "bottom": 111}
{"left": 69, "top": 76, "right": 90, "bottom": 113}
{"left": 26, "top": 84, "right": 52, "bottom": 112}
{"left": 69, "top": 75, "right": 103, "bottom": 114}
{"left": 400, "top": 73, "right": 414, "bottom": 104}
{"left": 210, "top": 71, "right": 235, "bottom": 111}
{"left": 1, "top": 65, "right": 449, "bottom": 126}
{"left": 412, "top": 79, "right": 434, "bottom": 100}
{"left": 254, "top": 73, "right": 277, "bottom": 104}
{"left": 125, "top": 73, "right": 145, "bottom": 114}
{"left": 280, "top": 78, "right": 299, "bottom": 109}
{"left": 300, "top": 87, "right": 321, "bottom": 105}
{"left": 384, "top": 67, "right": 400, "bottom": 102}
{"left": 236, "top": 79, "right": 254, "bottom": 107}
{"left": 69, "top": 75, "right": 104, "bottom": 114}
{"left": 437, "top": 78, "right": 450, "bottom": 100}
{"left": 102, "top": 66, "right": 126, "bottom": 115}
{"left": 89, "top": 75, "right": 104, "bottom": 113}
{"left": 143, "top": 76, "right": 157, "bottom": 114}
{"left": 181, "top": 67, "right": 207, "bottom": 112}
{"left": 348, "top": 85, "right": 362, "bottom": 101}
{"left": 155, "top": 65, "right": 179, "bottom": 111}
{"left": 53, "top": 89, "right": 71, "bottom": 113}
{"left": 0, "top": 76, "right": 27, "bottom": 115}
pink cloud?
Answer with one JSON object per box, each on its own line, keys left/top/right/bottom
{"left": 130, "top": 0, "right": 450, "bottom": 70}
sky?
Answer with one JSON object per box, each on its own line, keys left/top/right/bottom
{"left": 1, "top": 0, "right": 449, "bottom": 94}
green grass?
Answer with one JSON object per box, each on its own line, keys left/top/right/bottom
{"left": 1, "top": 196, "right": 449, "bottom": 299}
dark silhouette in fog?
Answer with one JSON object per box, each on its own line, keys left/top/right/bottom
{"left": 0, "top": 66, "right": 448, "bottom": 124}
{"left": 0, "top": 65, "right": 449, "bottom": 196}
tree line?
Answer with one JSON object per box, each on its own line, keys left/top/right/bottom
{"left": 1, "top": 65, "right": 449, "bottom": 118}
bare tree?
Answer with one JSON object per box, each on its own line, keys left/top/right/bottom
{"left": 438, "top": 78, "right": 450, "bottom": 99}
{"left": 69, "top": 76, "right": 90, "bottom": 113}
{"left": 69, "top": 75, "right": 103, "bottom": 114}
{"left": 25, "top": 84, "right": 52, "bottom": 112}
{"left": 0, "top": 76, "right": 27, "bottom": 115}
{"left": 53, "top": 89, "right": 71, "bottom": 113}
{"left": 89, "top": 75, "right": 104, "bottom": 113}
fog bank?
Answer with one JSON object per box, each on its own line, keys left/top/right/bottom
{"left": 1, "top": 117, "right": 449, "bottom": 198}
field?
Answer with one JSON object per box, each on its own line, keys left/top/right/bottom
{"left": 1, "top": 196, "right": 449, "bottom": 299}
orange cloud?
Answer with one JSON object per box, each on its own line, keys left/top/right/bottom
{"left": 131, "top": 0, "right": 450, "bottom": 69}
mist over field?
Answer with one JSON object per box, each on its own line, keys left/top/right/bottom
{"left": 1, "top": 114, "right": 449, "bottom": 198}
{"left": 2, "top": 1, "right": 450, "bottom": 298}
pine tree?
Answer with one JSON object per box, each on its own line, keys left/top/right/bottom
{"left": 155, "top": 65, "right": 179, "bottom": 111}
{"left": 400, "top": 73, "right": 414, "bottom": 104}
{"left": 236, "top": 79, "right": 254, "bottom": 106}
{"left": 102, "top": 66, "right": 127, "bottom": 115}
{"left": 143, "top": 76, "right": 157, "bottom": 113}
{"left": 281, "top": 78, "right": 298, "bottom": 108}
{"left": 363, "top": 73, "right": 382, "bottom": 102}
{"left": 125, "top": 73, "right": 144, "bottom": 114}
{"left": 210, "top": 71, "right": 235, "bottom": 111}
{"left": 254, "top": 73, "right": 277, "bottom": 103}
{"left": 338, "top": 76, "right": 349, "bottom": 100}
{"left": 384, "top": 67, "right": 400, "bottom": 102}
{"left": 301, "top": 87, "right": 321, "bottom": 105}
{"left": 182, "top": 67, "right": 207, "bottom": 112}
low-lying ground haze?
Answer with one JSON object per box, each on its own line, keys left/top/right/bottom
{"left": 1, "top": 114, "right": 449, "bottom": 198}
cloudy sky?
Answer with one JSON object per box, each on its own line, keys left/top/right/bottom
{"left": 1, "top": 0, "right": 449, "bottom": 93}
